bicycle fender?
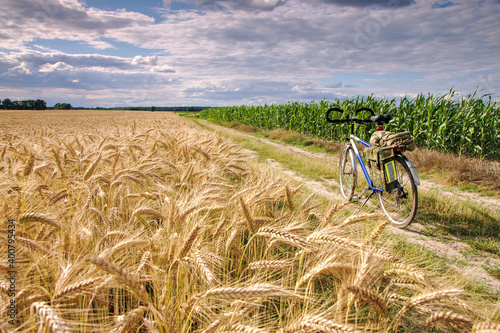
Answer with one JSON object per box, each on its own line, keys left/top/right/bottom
{"left": 399, "top": 154, "right": 420, "bottom": 186}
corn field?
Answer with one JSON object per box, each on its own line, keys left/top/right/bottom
{"left": 0, "top": 111, "right": 497, "bottom": 332}
{"left": 200, "top": 90, "right": 500, "bottom": 160}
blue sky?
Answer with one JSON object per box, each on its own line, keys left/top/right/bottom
{"left": 0, "top": 0, "right": 499, "bottom": 107}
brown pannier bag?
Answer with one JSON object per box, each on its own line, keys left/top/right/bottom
{"left": 369, "top": 131, "right": 416, "bottom": 151}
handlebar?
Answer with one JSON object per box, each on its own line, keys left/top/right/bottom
{"left": 325, "top": 107, "right": 391, "bottom": 125}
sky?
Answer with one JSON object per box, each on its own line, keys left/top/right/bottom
{"left": 0, "top": 0, "right": 499, "bottom": 107}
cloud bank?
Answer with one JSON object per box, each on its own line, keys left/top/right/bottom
{"left": 0, "top": 0, "right": 498, "bottom": 106}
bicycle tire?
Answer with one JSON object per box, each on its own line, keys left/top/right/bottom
{"left": 377, "top": 155, "right": 418, "bottom": 228}
{"left": 339, "top": 144, "right": 357, "bottom": 201}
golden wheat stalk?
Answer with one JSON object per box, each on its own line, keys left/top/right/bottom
{"left": 308, "top": 233, "right": 362, "bottom": 250}
{"left": 48, "top": 189, "right": 69, "bottom": 205}
{"left": 136, "top": 251, "right": 151, "bottom": 275}
{"left": 18, "top": 212, "right": 67, "bottom": 229}
{"left": 109, "top": 306, "right": 147, "bottom": 333}
{"left": 177, "top": 224, "right": 202, "bottom": 260}
{"left": 280, "top": 315, "right": 357, "bottom": 333}
{"left": 297, "top": 262, "right": 355, "bottom": 288}
{"left": 366, "top": 219, "right": 389, "bottom": 243}
{"left": 396, "top": 289, "right": 463, "bottom": 319}
{"left": 221, "top": 324, "right": 267, "bottom": 333}
{"left": 52, "top": 278, "right": 98, "bottom": 302}
{"left": 384, "top": 267, "right": 426, "bottom": 285}
{"left": 284, "top": 185, "right": 295, "bottom": 211}
{"left": 323, "top": 201, "right": 349, "bottom": 223}
{"left": 51, "top": 148, "right": 65, "bottom": 178}
{"left": 255, "top": 226, "right": 309, "bottom": 249}
{"left": 187, "top": 284, "right": 302, "bottom": 314}
{"left": 130, "top": 207, "right": 166, "bottom": 222}
{"left": 23, "top": 153, "right": 35, "bottom": 177}
{"left": 299, "top": 193, "right": 316, "bottom": 212}
{"left": 343, "top": 284, "right": 388, "bottom": 316}
{"left": 247, "top": 260, "right": 293, "bottom": 271}
{"left": 30, "top": 302, "right": 72, "bottom": 333}
{"left": 340, "top": 212, "right": 384, "bottom": 227}
{"left": 89, "top": 256, "right": 150, "bottom": 302}
{"left": 239, "top": 197, "right": 254, "bottom": 231}
{"left": 181, "top": 253, "right": 217, "bottom": 285}
{"left": 472, "top": 321, "right": 500, "bottom": 332}
{"left": 426, "top": 311, "right": 473, "bottom": 328}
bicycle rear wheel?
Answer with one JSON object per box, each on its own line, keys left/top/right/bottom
{"left": 377, "top": 155, "right": 417, "bottom": 228}
{"left": 339, "top": 144, "right": 357, "bottom": 201}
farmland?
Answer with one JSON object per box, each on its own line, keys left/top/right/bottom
{"left": 0, "top": 110, "right": 498, "bottom": 332}
{"left": 200, "top": 91, "right": 500, "bottom": 160}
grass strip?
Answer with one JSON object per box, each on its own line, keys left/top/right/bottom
{"left": 193, "top": 119, "right": 337, "bottom": 181}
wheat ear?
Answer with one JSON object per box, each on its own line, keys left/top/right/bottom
{"left": 109, "top": 306, "right": 147, "bottom": 333}
{"left": 340, "top": 212, "right": 384, "bottom": 227}
{"left": 221, "top": 324, "right": 266, "bottom": 333}
{"left": 472, "top": 321, "right": 500, "bottom": 332}
{"left": 281, "top": 315, "right": 357, "bottom": 333}
{"left": 284, "top": 185, "right": 295, "bottom": 211}
{"left": 83, "top": 152, "right": 102, "bottom": 180}
{"left": 30, "top": 302, "right": 71, "bottom": 333}
{"left": 130, "top": 207, "right": 166, "bottom": 222}
{"left": 255, "top": 226, "right": 309, "bottom": 249}
{"left": 186, "top": 284, "right": 302, "bottom": 314}
{"left": 18, "top": 212, "right": 67, "bottom": 229}
{"left": 177, "top": 224, "right": 202, "bottom": 259}
{"left": 366, "top": 219, "right": 389, "bottom": 243}
{"left": 426, "top": 311, "right": 473, "bottom": 328}
{"left": 239, "top": 197, "right": 254, "bottom": 231}
{"left": 324, "top": 201, "right": 349, "bottom": 223}
{"left": 247, "top": 260, "right": 293, "bottom": 271}
{"left": 89, "top": 256, "right": 150, "bottom": 302}
{"left": 396, "top": 289, "right": 463, "bottom": 319}
{"left": 52, "top": 278, "right": 98, "bottom": 302}
{"left": 23, "top": 153, "right": 35, "bottom": 177}
{"left": 344, "top": 284, "right": 388, "bottom": 316}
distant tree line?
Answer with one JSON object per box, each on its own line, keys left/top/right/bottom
{"left": 1, "top": 98, "right": 47, "bottom": 110}
{"left": 54, "top": 103, "right": 72, "bottom": 110}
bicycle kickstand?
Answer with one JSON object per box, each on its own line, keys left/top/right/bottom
{"left": 357, "top": 190, "right": 375, "bottom": 213}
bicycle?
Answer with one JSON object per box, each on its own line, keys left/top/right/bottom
{"left": 326, "top": 107, "right": 420, "bottom": 228}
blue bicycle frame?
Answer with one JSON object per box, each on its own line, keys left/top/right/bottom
{"left": 348, "top": 134, "right": 384, "bottom": 193}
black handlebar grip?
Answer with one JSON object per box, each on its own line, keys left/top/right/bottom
{"left": 326, "top": 107, "right": 344, "bottom": 123}
{"left": 354, "top": 107, "right": 375, "bottom": 116}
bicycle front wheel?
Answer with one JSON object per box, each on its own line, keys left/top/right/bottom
{"left": 377, "top": 156, "right": 418, "bottom": 228}
{"left": 339, "top": 144, "right": 357, "bottom": 201}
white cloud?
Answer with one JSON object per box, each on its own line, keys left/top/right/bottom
{"left": 0, "top": 0, "right": 499, "bottom": 106}
{"left": 132, "top": 55, "right": 159, "bottom": 66}
{"left": 39, "top": 61, "right": 74, "bottom": 72}
{"left": 0, "top": 0, "right": 154, "bottom": 50}
{"left": 151, "top": 65, "right": 176, "bottom": 72}
{"left": 87, "top": 39, "right": 116, "bottom": 50}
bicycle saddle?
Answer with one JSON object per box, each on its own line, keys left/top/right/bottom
{"left": 371, "top": 114, "right": 392, "bottom": 124}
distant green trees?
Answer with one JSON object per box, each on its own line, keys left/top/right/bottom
{"left": 1, "top": 98, "right": 47, "bottom": 110}
{"left": 54, "top": 103, "right": 72, "bottom": 110}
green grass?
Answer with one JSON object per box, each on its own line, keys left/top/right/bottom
{"left": 483, "top": 264, "right": 500, "bottom": 280}
{"left": 390, "top": 234, "right": 499, "bottom": 297}
{"left": 418, "top": 190, "right": 500, "bottom": 255}
{"left": 193, "top": 118, "right": 337, "bottom": 181}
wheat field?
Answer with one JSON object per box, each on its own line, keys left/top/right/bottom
{"left": 0, "top": 110, "right": 497, "bottom": 332}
